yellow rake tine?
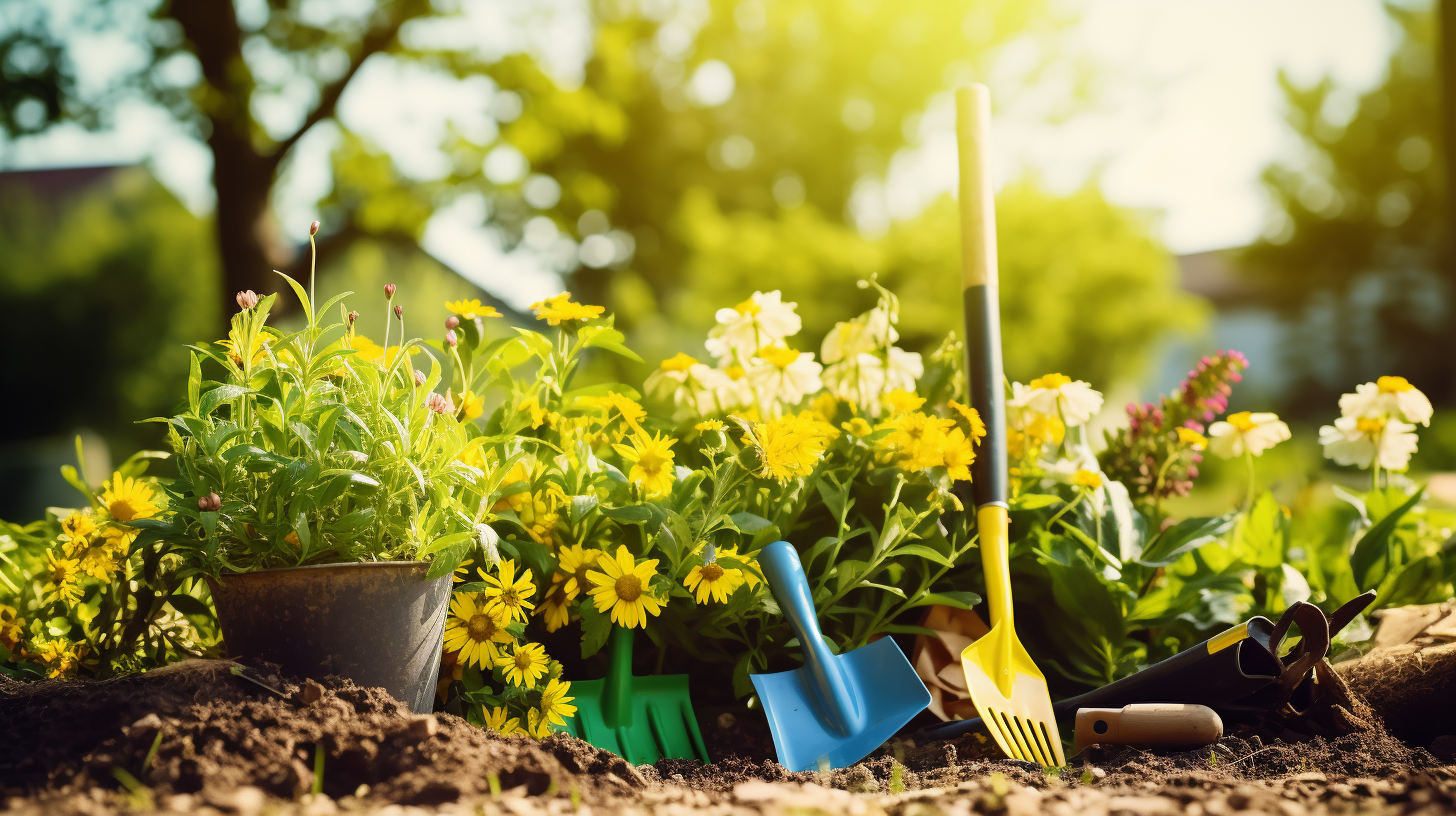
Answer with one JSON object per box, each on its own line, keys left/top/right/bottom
{"left": 998, "top": 710, "right": 1036, "bottom": 763}
{"left": 982, "top": 710, "right": 1019, "bottom": 761}
{"left": 1041, "top": 720, "right": 1066, "bottom": 766}
{"left": 1013, "top": 715, "right": 1048, "bottom": 767}
{"left": 1025, "top": 717, "right": 1056, "bottom": 767}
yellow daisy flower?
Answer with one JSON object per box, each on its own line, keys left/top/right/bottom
{"left": 77, "top": 544, "right": 123, "bottom": 583}
{"left": 586, "top": 546, "right": 663, "bottom": 629}
{"left": 685, "top": 560, "right": 744, "bottom": 604}
{"left": 0, "top": 604, "right": 24, "bottom": 650}
{"left": 44, "top": 550, "right": 83, "bottom": 605}
{"left": 530, "top": 293, "right": 605, "bottom": 326}
{"left": 552, "top": 545, "right": 603, "bottom": 601}
{"left": 537, "top": 589, "right": 572, "bottom": 633}
{"left": 613, "top": 431, "right": 677, "bottom": 498}
{"left": 483, "top": 706, "right": 525, "bottom": 736}
{"left": 1072, "top": 469, "right": 1104, "bottom": 489}
{"left": 941, "top": 427, "right": 976, "bottom": 482}
{"left": 715, "top": 546, "right": 762, "bottom": 589}
{"left": 496, "top": 642, "right": 550, "bottom": 687}
{"left": 1176, "top": 426, "right": 1209, "bottom": 450}
{"left": 743, "top": 413, "right": 835, "bottom": 483}
{"left": 100, "top": 475, "right": 160, "bottom": 543}
{"left": 349, "top": 336, "right": 418, "bottom": 367}
{"left": 949, "top": 401, "right": 988, "bottom": 445}
{"left": 884, "top": 390, "right": 926, "bottom": 415}
{"left": 443, "top": 594, "right": 513, "bottom": 669}
{"left": 59, "top": 510, "right": 97, "bottom": 553}
{"left": 539, "top": 677, "right": 577, "bottom": 727}
{"left": 454, "top": 390, "right": 485, "bottom": 422}
{"left": 695, "top": 419, "right": 725, "bottom": 432}
{"left": 526, "top": 707, "right": 554, "bottom": 739}
{"left": 479, "top": 559, "right": 537, "bottom": 622}
{"left": 31, "top": 636, "right": 83, "bottom": 679}
{"left": 446, "top": 298, "right": 503, "bottom": 320}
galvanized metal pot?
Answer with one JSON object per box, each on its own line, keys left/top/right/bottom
{"left": 207, "top": 561, "right": 450, "bottom": 714}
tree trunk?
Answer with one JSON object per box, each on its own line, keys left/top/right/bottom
{"left": 210, "top": 129, "right": 291, "bottom": 311}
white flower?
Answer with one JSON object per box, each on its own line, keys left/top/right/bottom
{"left": 883, "top": 347, "right": 923, "bottom": 394}
{"left": 747, "top": 346, "right": 822, "bottom": 409}
{"left": 705, "top": 291, "right": 802, "bottom": 361}
{"left": 1012, "top": 373, "right": 1103, "bottom": 426}
{"left": 1338, "top": 376, "right": 1433, "bottom": 427}
{"left": 1039, "top": 451, "right": 1106, "bottom": 515}
{"left": 711, "top": 364, "right": 755, "bottom": 410}
{"left": 644, "top": 352, "right": 731, "bottom": 416}
{"left": 821, "top": 308, "right": 896, "bottom": 364}
{"left": 1207, "top": 412, "right": 1291, "bottom": 458}
{"left": 1318, "top": 415, "right": 1419, "bottom": 471}
{"left": 822, "top": 353, "right": 887, "bottom": 413}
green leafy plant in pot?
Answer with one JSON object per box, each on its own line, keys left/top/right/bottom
{"left": 145, "top": 223, "right": 476, "bottom": 712}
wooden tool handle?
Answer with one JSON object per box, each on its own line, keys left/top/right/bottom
{"left": 1073, "top": 704, "right": 1223, "bottom": 752}
{"left": 956, "top": 84, "right": 997, "bottom": 290}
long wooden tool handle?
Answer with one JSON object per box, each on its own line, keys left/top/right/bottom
{"left": 956, "top": 84, "right": 1007, "bottom": 510}
{"left": 1073, "top": 704, "right": 1224, "bottom": 752}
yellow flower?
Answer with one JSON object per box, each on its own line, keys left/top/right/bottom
{"left": 455, "top": 390, "right": 485, "bottom": 422}
{"left": 526, "top": 707, "right": 554, "bottom": 739}
{"left": 743, "top": 412, "right": 835, "bottom": 483}
{"left": 44, "top": 550, "right": 83, "bottom": 605}
{"left": 100, "top": 475, "right": 160, "bottom": 544}
{"left": 59, "top": 510, "right": 97, "bottom": 555}
{"left": 531, "top": 292, "right": 605, "bottom": 326}
{"left": 479, "top": 559, "right": 537, "bottom": 622}
{"left": 496, "top": 641, "right": 550, "bottom": 687}
{"left": 613, "top": 431, "right": 677, "bottom": 498}
{"left": 880, "top": 411, "right": 956, "bottom": 471}
{"left": 949, "top": 401, "right": 988, "bottom": 445}
{"left": 221, "top": 326, "right": 269, "bottom": 368}
{"left": 349, "top": 336, "right": 417, "bottom": 367}
{"left": 492, "top": 461, "right": 532, "bottom": 513}
{"left": 443, "top": 594, "right": 514, "bottom": 669}
{"left": 518, "top": 488, "right": 564, "bottom": 547}
{"left": 1176, "top": 427, "right": 1209, "bottom": 450}
{"left": 884, "top": 390, "right": 926, "bottom": 415}
{"left": 517, "top": 397, "right": 548, "bottom": 429}
{"left": 0, "top": 604, "right": 24, "bottom": 650}
{"left": 552, "top": 545, "right": 603, "bottom": 601}
{"left": 809, "top": 391, "right": 840, "bottom": 424}
{"left": 717, "top": 546, "right": 762, "bottom": 589}
{"left": 1208, "top": 412, "right": 1291, "bottom": 459}
{"left": 446, "top": 298, "right": 503, "bottom": 320}
{"left": 1071, "top": 469, "right": 1104, "bottom": 489}
{"left": 483, "top": 706, "right": 525, "bottom": 736}
{"left": 695, "top": 419, "right": 725, "bottom": 432}
{"left": 605, "top": 392, "right": 646, "bottom": 432}
{"left": 842, "top": 417, "right": 875, "bottom": 437}
{"left": 539, "top": 677, "right": 577, "bottom": 727}
{"left": 586, "top": 546, "right": 663, "bottom": 629}
{"left": 32, "top": 637, "right": 83, "bottom": 679}
{"left": 685, "top": 561, "right": 744, "bottom": 604}
{"left": 941, "top": 428, "right": 976, "bottom": 482}
{"left": 537, "top": 589, "right": 572, "bottom": 633}
{"left": 660, "top": 352, "right": 698, "bottom": 372}
{"left": 77, "top": 542, "right": 124, "bottom": 582}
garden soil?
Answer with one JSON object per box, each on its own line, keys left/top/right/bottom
{"left": 5, "top": 642, "right": 1456, "bottom": 816}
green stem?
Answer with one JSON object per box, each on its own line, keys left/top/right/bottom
{"left": 1243, "top": 448, "right": 1256, "bottom": 511}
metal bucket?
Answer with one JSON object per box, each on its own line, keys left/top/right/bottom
{"left": 207, "top": 561, "right": 451, "bottom": 714}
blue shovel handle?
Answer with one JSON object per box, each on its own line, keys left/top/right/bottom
{"left": 759, "top": 541, "right": 866, "bottom": 737}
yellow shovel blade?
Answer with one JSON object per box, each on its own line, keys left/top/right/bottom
{"left": 961, "top": 622, "right": 1066, "bottom": 768}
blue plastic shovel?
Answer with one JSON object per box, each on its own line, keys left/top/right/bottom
{"left": 751, "top": 541, "right": 931, "bottom": 772}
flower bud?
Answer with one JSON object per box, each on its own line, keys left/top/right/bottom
{"left": 413, "top": 369, "right": 427, "bottom": 387}
{"left": 236, "top": 290, "right": 259, "bottom": 310}
{"left": 309, "top": 220, "right": 320, "bottom": 236}
{"left": 197, "top": 492, "right": 221, "bottom": 512}
{"left": 445, "top": 315, "right": 459, "bottom": 330}
{"left": 384, "top": 283, "right": 397, "bottom": 300}
{"left": 347, "top": 311, "right": 359, "bottom": 325}
{"left": 394, "top": 305, "right": 404, "bottom": 320}
{"left": 445, "top": 329, "right": 458, "bottom": 347}
{"left": 426, "top": 391, "right": 453, "bottom": 414}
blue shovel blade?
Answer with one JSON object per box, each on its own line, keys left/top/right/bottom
{"left": 751, "top": 637, "right": 931, "bottom": 772}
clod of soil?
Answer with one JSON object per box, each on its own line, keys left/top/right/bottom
{"left": 1342, "top": 639, "right": 1456, "bottom": 750}
{"left": 0, "top": 659, "right": 642, "bottom": 808}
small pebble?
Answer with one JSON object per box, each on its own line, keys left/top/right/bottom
{"left": 406, "top": 714, "right": 439, "bottom": 740}
{"left": 717, "top": 712, "right": 737, "bottom": 729}
{"left": 302, "top": 679, "right": 325, "bottom": 705}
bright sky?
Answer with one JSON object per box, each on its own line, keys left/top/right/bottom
{"left": 0, "top": 0, "right": 1398, "bottom": 304}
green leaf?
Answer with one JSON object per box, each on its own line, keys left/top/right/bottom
{"left": 1137, "top": 512, "right": 1236, "bottom": 568}
{"left": 199, "top": 384, "right": 256, "bottom": 416}
{"left": 892, "top": 543, "right": 953, "bottom": 566}
{"left": 563, "top": 382, "right": 644, "bottom": 401}
{"left": 166, "top": 594, "right": 212, "bottom": 617}
{"left": 600, "top": 504, "right": 654, "bottom": 524}
{"left": 729, "top": 512, "right": 773, "bottom": 534}
{"left": 578, "top": 325, "right": 644, "bottom": 362}
{"left": 1010, "top": 493, "right": 1064, "bottom": 511}
{"left": 910, "top": 590, "right": 982, "bottom": 610}
{"left": 274, "top": 269, "right": 313, "bottom": 321}
{"left": 579, "top": 601, "right": 612, "bottom": 659}
{"left": 188, "top": 352, "right": 202, "bottom": 414}
{"left": 1351, "top": 489, "right": 1423, "bottom": 590}
{"left": 420, "top": 531, "right": 474, "bottom": 558}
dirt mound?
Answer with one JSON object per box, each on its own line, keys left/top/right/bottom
{"left": 0, "top": 660, "right": 643, "bottom": 807}
{"left": 1341, "top": 640, "right": 1456, "bottom": 752}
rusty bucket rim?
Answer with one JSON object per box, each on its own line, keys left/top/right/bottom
{"left": 212, "top": 560, "right": 432, "bottom": 581}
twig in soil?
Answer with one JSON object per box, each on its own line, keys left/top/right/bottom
{"left": 1225, "top": 747, "right": 1275, "bottom": 767}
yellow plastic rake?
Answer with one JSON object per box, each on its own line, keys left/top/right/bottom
{"left": 954, "top": 84, "right": 1066, "bottom": 769}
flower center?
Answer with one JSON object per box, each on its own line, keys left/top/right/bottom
{"left": 1225, "top": 412, "right": 1257, "bottom": 432}
{"left": 514, "top": 651, "right": 534, "bottom": 670}
{"left": 1030, "top": 373, "right": 1072, "bottom": 390}
{"left": 661, "top": 352, "right": 698, "bottom": 372}
{"left": 615, "top": 574, "right": 643, "bottom": 602}
{"left": 467, "top": 614, "right": 497, "bottom": 641}
{"left": 701, "top": 563, "right": 725, "bottom": 582}
{"left": 1357, "top": 417, "right": 1387, "bottom": 436}
{"left": 759, "top": 346, "right": 799, "bottom": 369}
{"left": 726, "top": 365, "right": 745, "bottom": 380}
{"left": 1378, "top": 375, "right": 1413, "bottom": 393}
{"left": 637, "top": 452, "right": 667, "bottom": 476}
{"left": 499, "top": 589, "right": 520, "bottom": 608}
{"left": 109, "top": 499, "right": 137, "bottom": 522}
{"left": 734, "top": 298, "right": 761, "bottom": 316}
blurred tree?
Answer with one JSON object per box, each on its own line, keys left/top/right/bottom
{"left": 0, "top": 166, "right": 219, "bottom": 447}
{"left": 1242, "top": 3, "right": 1451, "bottom": 415}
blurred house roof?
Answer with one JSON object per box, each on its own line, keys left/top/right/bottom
{"left": 1177, "top": 248, "right": 1268, "bottom": 309}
